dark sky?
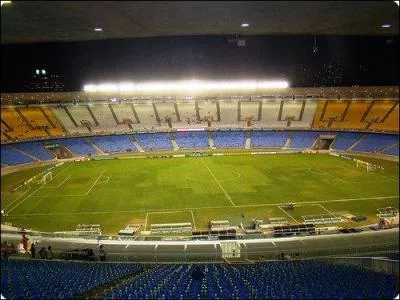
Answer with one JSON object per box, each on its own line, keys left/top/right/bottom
{"left": 1, "top": 35, "right": 398, "bottom": 92}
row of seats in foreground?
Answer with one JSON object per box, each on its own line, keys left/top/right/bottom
{"left": 1, "top": 131, "right": 399, "bottom": 165}
{"left": 1, "top": 259, "right": 398, "bottom": 299}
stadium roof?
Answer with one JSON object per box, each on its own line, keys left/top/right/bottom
{"left": 1, "top": 86, "right": 398, "bottom": 105}
{"left": 1, "top": 1, "right": 399, "bottom": 44}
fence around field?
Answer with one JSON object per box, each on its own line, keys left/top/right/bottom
{"left": 2, "top": 227, "right": 398, "bottom": 263}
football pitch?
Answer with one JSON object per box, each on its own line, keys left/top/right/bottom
{"left": 1, "top": 153, "right": 399, "bottom": 234}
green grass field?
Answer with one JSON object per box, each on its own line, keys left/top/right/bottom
{"left": 1, "top": 153, "right": 399, "bottom": 234}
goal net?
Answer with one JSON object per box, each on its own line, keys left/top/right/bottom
{"left": 354, "top": 159, "right": 377, "bottom": 172}
{"left": 34, "top": 172, "right": 53, "bottom": 185}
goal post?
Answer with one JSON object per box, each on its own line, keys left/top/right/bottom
{"left": 34, "top": 172, "right": 53, "bottom": 185}
{"left": 354, "top": 159, "right": 377, "bottom": 172}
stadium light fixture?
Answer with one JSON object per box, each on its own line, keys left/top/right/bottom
{"left": 1, "top": 1, "right": 12, "bottom": 7}
{"left": 84, "top": 80, "right": 289, "bottom": 93}
{"left": 94, "top": 28, "right": 103, "bottom": 32}
{"left": 381, "top": 24, "right": 392, "bottom": 28}
{"left": 241, "top": 23, "right": 249, "bottom": 27}
{"left": 395, "top": 1, "right": 399, "bottom": 6}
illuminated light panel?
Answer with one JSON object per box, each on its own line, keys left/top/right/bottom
{"left": 94, "top": 28, "right": 103, "bottom": 32}
{"left": 381, "top": 24, "right": 391, "bottom": 28}
{"left": 83, "top": 80, "right": 289, "bottom": 92}
{"left": 241, "top": 23, "right": 249, "bottom": 27}
{"left": 1, "top": 1, "right": 12, "bottom": 7}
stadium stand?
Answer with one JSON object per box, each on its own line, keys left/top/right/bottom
{"left": 50, "top": 106, "right": 89, "bottom": 134}
{"left": 289, "top": 131, "right": 320, "bottom": 148}
{"left": 52, "top": 137, "right": 96, "bottom": 155}
{"left": 367, "top": 101, "right": 399, "bottom": 132}
{"left": 212, "top": 131, "right": 246, "bottom": 148}
{"left": 90, "top": 135, "right": 137, "bottom": 153}
{"left": 88, "top": 105, "right": 128, "bottom": 133}
{"left": 1, "top": 259, "right": 144, "bottom": 300}
{"left": 134, "top": 104, "right": 160, "bottom": 129}
{"left": 1, "top": 107, "right": 48, "bottom": 140}
{"left": 250, "top": 131, "right": 289, "bottom": 148}
{"left": 1, "top": 145, "right": 36, "bottom": 165}
{"left": 173, "top": 132, "right": 209, "bottom": 148}
{"left": 134, "top": 132, "right": 173, "bottom": 149}
{"left": 331, "top": 132, "right": 363, "bottom": 150}
{"left": 103, "top": 261, "right": 399, "bottom": 299}
{"left": 13, "top": 141, "right": 55, "bottom": 160}
{"left": 17, "top": 107, "right": 65, "bottom": 137}
{"left": 384, "top": 144, "right": 399, "bottom": 156}
{"left": 219, "top": 101, "right": 240, "bottom": 128}
{"left": 352, "top": 134, "right": 399, "bottom": 153}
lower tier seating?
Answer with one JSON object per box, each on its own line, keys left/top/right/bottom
{"left": 2, "top": 259, "right": 397, "bottom": 300}
{"left": 251, "top": 131, "right": 289, "bottom": 148}
{"left": 90, "top": 135, "right": 137, "bottom": 153}
{"left": 1, "top": 259, "right": 144, "bottom": 300}
{"left": 1, "top": 145, "right": 35, "bottom": 165}
{"left": 13, "top": 141, "right": 55, "bottom": 161}
{"left": 213, "top": 131, "right": 246, "bottom": 148}
{"left": 353, "top": 134, "right": 399, "bottom": 153}
{"left": 133, "top": 133, "right": 172, "bottom": 149}
{"left": 174, "top": 132, "right": 209, "bottom": 148}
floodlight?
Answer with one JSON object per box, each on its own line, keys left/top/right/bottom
{"left": 36, "top": 69, "right": 40, "bottom": 75}
{"left": 94, "top": 28, "right": 103, "bottom": 32}
{"left": 83, "top": 80, "right": 289, "bottom": 93}
{"left": 41, "top": 69, "right": 46, "bottom": 75}
{"left": 381, "top": 24, "right": 392, "bottom": 28}
{"left": 241, "top": 23, "right": 249, "bottom": 27}
{"left": 1, "top": 1, "right": 12, "bottom": 7}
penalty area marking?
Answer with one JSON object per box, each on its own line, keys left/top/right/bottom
{"left": 43, "top": 175, "right": 71, "bottom": 189}
{"left": 278, "top": 206, "right": 299, "bottom": 224}
{"left": 315, "top": 203, "right": 337, "bottom": 217}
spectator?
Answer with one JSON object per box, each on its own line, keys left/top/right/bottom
{"left": 22, "top": 234, "right": 29, "bottom": 254}
{"left": 47, "top": 246, "right": 53, "bottom": 259}
{"left": 99, "top": 245, "right": 106, "bottom": 261}
{"left": 39, "top": 247, "right": 48, "bottom": 259}
{"left": 30, "top": 243, "right": 36, "bottom": 259}
{"left": 88, "top": 248, "right": 95, "bottom": 261}
{"left": 1, "top": 241, "right": 9, "bottom": 261}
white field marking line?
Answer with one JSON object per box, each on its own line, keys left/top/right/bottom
{"left": 43, "top": 175, "right": 71, "bottom": 189}
{"left": 6, "top": 185, "right": 43, "bottom": 214}
{"left": 96, "top": 176, "right": 110, "bottom": 185}
{"left": 29, "top": 170, "right": 108, "bottom": 197}
{"left": 85, "top": 170, "right": 107, "bottom": 195}
{"left": 51, "top": 163, "right": 72, "bottom": 180}
{"left": 316, "top": 203, "right": 337, "bottom": 217}
{"left": 190, "top": 210, "right": 197, "bottom": 230}
{"left": 3, "top": 184, "right": 32, "bottom": 210}
{"left": 278, "top": 206, "right": 299, "bottom": 224}
{"left": 200, "top": 158, "right": 236, "bottom": 207}
{"left": 185, "top": 171, "right": 241, "bottom": 183}
{"left": 7, "top": 195, "right": 399, "bottom": 217}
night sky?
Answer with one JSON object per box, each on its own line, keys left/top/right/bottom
{"left": 1, "top": 35, "right": 398, "bottom": 92}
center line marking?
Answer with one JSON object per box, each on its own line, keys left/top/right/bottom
{"left": 200, "top": 158, "right": 236, "bottom": 206}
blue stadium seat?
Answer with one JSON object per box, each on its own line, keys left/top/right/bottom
{"left": 134, "top": 133, "right": 172, "bottom": 149}
{"left": 213, "top": 131, "right": 245, "bottom": 148}
{"left": 290, "top": 131, "right": 320, "bottom": 148}
{"left": 1, "top": 145, "right": 35, "bottom": 165}
{"left": 90, "top": 135, "right": 137, "bottom": 153}
{"left": 332, "top": 132, "right": 363, "bottom": 150}
{"left": 52, "top": 138, "right": 97, "bottom": 155}
{"left": 251, "top": 131, "right": 289, "bottom": 148}
{"left": 383, "top": 144, "right": 399, "bottom": 156}
{"left": 1, "top": 259, "right": 143, "bottom": 300}
{"left": 13, "top": 141, "right": 55, "bottom": 160}
{"left": 353, "top": 134, "right": 398, "bottom": 153}
{"left": 174, "top": 132, "right": 209, "bottom": 148}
